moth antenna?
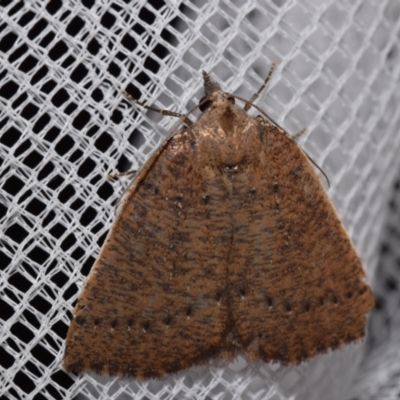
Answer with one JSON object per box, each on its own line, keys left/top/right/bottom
{"left": 305, "top": 154, "right": 331, "bottom": 188}
{"left": 121, "top": 89, "right": 193, "bottom": 126}
{"left": 109, "top": 92, "right": 205, "bottom": 214}
{"left": 236, "top": 95, "right": 330, "bottom": 187}
{"left": 233, "top": 94, "right": 286, "bottom": 132}
{"left": 108, "top": 99, "right": 205, "bottom": 216}
{"left": 244, "top": 62, "right": 276, "bottom": 111}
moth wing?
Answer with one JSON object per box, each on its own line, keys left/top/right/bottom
{"left": 63, "top": 129, "right": 232, "bottom": 378}
{"left": 229, "top": 125, "right": 374, "bottom": 363}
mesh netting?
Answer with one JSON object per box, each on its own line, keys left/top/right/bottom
{"left": 1, "top": 0, "right": 400, "bottom": 399}
{"left": 348, "top": 171, "right": 400, "bottom": 400}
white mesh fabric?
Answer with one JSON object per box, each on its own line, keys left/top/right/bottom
{"left": 1, "top": 0, "right": 400, "bottom": 399}
{"left": 348, "top": 174, "right": 400, "bottom": 400}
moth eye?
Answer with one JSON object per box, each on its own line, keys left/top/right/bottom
{"left": 199, "top": 96, "right": 212, "bottom": 112}
{"left": 226, "top": 95, "right": 235, "bottom": 105}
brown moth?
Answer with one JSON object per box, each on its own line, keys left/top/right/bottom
{"left": 63, "top": 67, "right": 374, "bottom": 379}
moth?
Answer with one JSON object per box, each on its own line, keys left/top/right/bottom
{"left": 64, "top": 66, "right": 374, "bottom": 379}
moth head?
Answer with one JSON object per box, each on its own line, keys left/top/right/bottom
{"left": 200, "top": 71, "right": 235, "bottom": 112}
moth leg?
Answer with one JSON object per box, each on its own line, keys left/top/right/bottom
{"left": 106, "top": 170, "right": 139, "bottom": 214}
{"left": 107, "top": 170, "right": 137, "bottom": 179}
{"left": 292, "top": 127, "right": 307, "bottom": 140}
{"left": 122, "top": 90, "right": 193, "bottom": 126}
{"left": 243, "top": 62, "right": 276, "bottom": 111}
